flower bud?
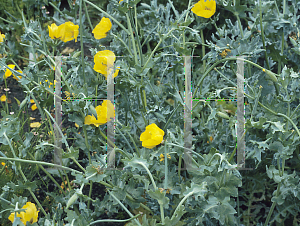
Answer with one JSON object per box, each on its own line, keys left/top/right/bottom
{"left": 89, "top": 104, "right": 98, "bottom": 120}
{"left": 66, "top": 193, "right": 78, "bottom": 210}
{"left": 19, "top": 98, "right": 28, "bottom": 110}
{"left": 72, "top": 51, "right": 81, "bottom": 59}
{"left": 217, "top": 111, "right": 230, "bottom": 120}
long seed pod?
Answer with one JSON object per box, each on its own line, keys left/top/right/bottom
{"left": 217, "top": 111, "right": 230, "bottom": 120}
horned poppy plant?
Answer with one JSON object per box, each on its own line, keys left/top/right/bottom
{"left": 0, "top": 31, "right": 5, "bottom": 42}
{"left": 8, "top": 202, "right": 39, "bottom": 225}
{"left": 140, "top": 123, "right": 165, "bottom": 149}
{"left": 84, "top": 100, "right": 115, "bottom": 127}
{"left": 92, "top": 17, "right": 112, "bottom": 39}
{"left": 191, "top": 0, "right": 216, "bottom": 18}
{"left": 93, "top": 50, "right": 119, "bottom": 79}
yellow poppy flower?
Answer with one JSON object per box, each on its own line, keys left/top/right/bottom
{"left": 4, "top": 64, "right": 15, "bottom": 79}
{"left": 1, "top": 162, "right": 5, "bottom": 166}
{"left": 0, "top": 31, "right": 5, "bottom": 42}
{"left": 31, "top": 104, "right": 37, "bottom": 111}
{"left": 0, "top": 94, "right": 6, "bottom": 102}
{"left": 119, "top": 0, "right": 123, "bottom": 3}
{"left": 140, "top": 123, "right": 165, "bottom": 149}
{"left": 48, "top": 23, "right": 60, "bottom": 39}
{"left": 92, "top": 17, "right": 112, "bottom": 40}
{"left": 159, "top": 153, "right": 171, "bottom": 162}
{"left": 57, "top": 21, "right": 79, "bottom": 42}
{"left": 8, "top": 202, "right": 39, "bottom": 225}
{"left": 30, "top": 99, "right": 35, "bottom": 103}
{"left": 84, "top": 100, "right": 115, "bottom": 127}
{"left": 93, "top": 50, "right": 119, "bottom": 79}
{"left": 191, "top": 0, "right": 216, "bottom": 18}
{"left": 30, "top": 122, "right": 41, "bottom": 128}
{"left": 75, "top": 123, "right": 79, "bottom": 128}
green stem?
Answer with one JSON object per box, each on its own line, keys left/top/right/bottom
{"left": 160, "top": 204, "right": 165, "bottom": 225}
{"left": 79, "top": 0, "right": 86, "bottom": 93}
{"left": 107, "top": 189, "right": 142, "bottom": 226}
{"left": 49, "top": 2, "right": 68, "bottom": 21}
{"left": 126, "top": 13, "right": 138, "bottom": 65}
{"left": 259, "top": 0, "right": 270, "bottom": 70}
{"left": 200, "top": 29, "right": 206, "bottom": 70}
{"left": 139, "top": 162, "right": 156, "bottom": 190}
{"left": 178, "top": 154, "right": 182, "bottom": 181}
{"left": 0, "top": 157, "right": 83, "bottom": 175}
{"left": 171, "top": 191, "right": 194, "bottom": 221}
{"left": 111, "top": 33, "right": 134, "bottom": 58}
{"left": 236, "top": 14, "right": 244, "bottom": 39}
{"left": 164, "top": 134, "right": 168, "bottom": 189}
{"left": 83, "top": 0, "right": 93, "bottom": 31}
{"left": 89, "top": 214, "right": 141, "bottom": 225}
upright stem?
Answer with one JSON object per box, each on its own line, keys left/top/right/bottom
{"left": 200, "top": 29, "right": 206, "bottom": 70}
{"left": 79, "top": 0, "right": 86, "bottom": 94}
{"left": 126, "top": 13, "right": 138, "bottom": 65}
{"left": 259, "top": 0, "right": 270, "bottom": 70}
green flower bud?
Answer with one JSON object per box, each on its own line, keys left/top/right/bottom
{"left": 19, "top": 98, "right": 28, "bottom": 110}
{"left": 89, "top": 104, "right": 98, "bottom": 120}
{"left": 66, "top": 193, "right": 78, "bottom": 210}
{"left": 217, "top": 111, "right": 230, "bottom": 120}
{"left": 72, "top": 51, "right": 81, "bottom": 59}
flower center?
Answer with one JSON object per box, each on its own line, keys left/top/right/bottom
{"left": 205, "top": 6, "right": 211, "bottom": 11}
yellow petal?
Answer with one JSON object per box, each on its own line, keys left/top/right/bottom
{"left": 0, "top": 94, "right": 6, "bottom": 102}
{"left": 31, "top": 104, "right": 37, "bottom": 111}
{"left": 93, "top": 50, "right": 116, "bottom": 75}
{"left": 191, "top": 0, "right": 216, "bottom": 18}
{"left": 4, "top": 64, "right": 15, "bottom": 79}
{"left": 30, "top": 99, "right": 35, "bottom": 103}
{"left": 75, "top": 123, "right": 79, "bottom": 128}
{"left": 30, "top": 122, "right": 41, "bottom": 128}
{"left": 92, "top": 17, "right": 112, "bottom": 40}
{"left": 48, "top": 23, "right": 60, "bottom": 39}
{"left": 58, "top": 22, "right": 79, "bottom": 43}
{"left": 0, "top": 32, "right": 5, "bottom": 42}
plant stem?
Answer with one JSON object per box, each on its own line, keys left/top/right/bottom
{"left": 79, "top": 0, "right": 87, "bottom": 95}
{"left": 171, "top": 191, "right": 193, "bottom": 221}
{"left": 126, "top": 13, "right": 138, "bottom": 65}
{"left": 200, "top": 29, "right": 206, "bottom": 70}
{"left": 259, "top": 0, "right": 270, "bottom": 70}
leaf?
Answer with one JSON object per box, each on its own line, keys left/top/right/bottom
{"left": 148, "top": 188, "right": 169, "bottom": 208}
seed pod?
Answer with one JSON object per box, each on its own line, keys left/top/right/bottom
{"left": 66, "top": 193, "right": 78, "bottom": 210}
{"left": 89, "top": 104, "right": 98, "bottom": 120}
{"left": 264, "top": 69, "right": 278, "bottom": 83}
{"left": 217, "top": 111, "right": 230, "bottom": 120}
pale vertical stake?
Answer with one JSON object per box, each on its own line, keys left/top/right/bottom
{"left": 184, "top": 56, "right": 193, "bottom": 170}
{"left": 107, "top": 56, "right": 115, "bottom": 169}
{"left": 236, "top": 56, "right": 245, "bottom": 169}
{"left": 54, "top": 56, "right": 63, "bottom": 168}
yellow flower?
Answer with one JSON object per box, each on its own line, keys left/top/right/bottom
{"left": 119, "top": 0, "right": 124, "bottom": 3}
{"left": 57, "top": 21, "right": 79, "bottom": 42}
{"left": 0, "top": 31, "right": 5, "bottom": 42}
{"left": 4, "top": 64, "right": 15, "bottom": 79}
{"left": 30, "top": 99, "right": 35, "bottom": 103}
{"left": 84, "top": 100, "right": 115, "bottom": 127}
{"left": 140, "top": 123, "right": 165, "bottom": 149}
{"left": 48, "top": 23, "right": 60, "bottom": 39}
{"left": 75, "top": 123, "right": 79, "bottom": 128}
{"left": 30, "top": 122, "right": 41, "bottom": 128}
{"left": 0, "top": 94, "right": 6, "bottom": 102}
{"left": 93, "top": 50, "right": 119, "bottom": 79}
{"left": 31, "top": 104, "right": 37, "bottom": 111}
{"left": 8, "top": 202, "right": 39, "bottom": 225}
{"left": 191, "top": 0, "right": 216, "bottom": 18}
{"left": 1, "top": 162, "right": 5, "bottom": 166}
{"left": 92, "top": 17, "right": 112, "bottom": 40}
{"left": 159, "top": 153, "right": 171, "bottom": 162}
